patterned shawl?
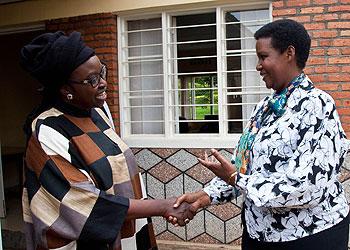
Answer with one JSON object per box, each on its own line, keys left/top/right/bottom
{"left": 234, "top": 73, "right": 306, "bottom": 175}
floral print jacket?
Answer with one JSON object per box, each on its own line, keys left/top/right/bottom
{"left": 204, "top": 76, "right": 349, "bottom": 242}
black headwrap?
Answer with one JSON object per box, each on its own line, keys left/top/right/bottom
{"left": 20, "top": 31, "right": 95, "bottom": 91}
{"left": 21, "top": 31, "right": 95, "bottom": 140}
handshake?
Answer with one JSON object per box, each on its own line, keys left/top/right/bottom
{"left": 160, "top": 149, "right": 236, "bottom": 226}
{"left": 142, "top": 149, "right": 235, "bottom": 226}
{"left": 161, "top": 191, "right": 211, "bottom": 227}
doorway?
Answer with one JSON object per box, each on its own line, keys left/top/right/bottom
{"left": 0, "top": 29, "right": 43, "bottom": 248}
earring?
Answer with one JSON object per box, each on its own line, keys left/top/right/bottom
{"left": 67, "top": 93, "right": 73, "bottom": 100}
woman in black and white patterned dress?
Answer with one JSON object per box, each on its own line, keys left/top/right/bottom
{"left": 172, "top": 19, "right": 350, "bottom": 250}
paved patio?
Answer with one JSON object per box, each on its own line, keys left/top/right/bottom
{"left": 157, "top": 240, "right": 240, "bottom": 250}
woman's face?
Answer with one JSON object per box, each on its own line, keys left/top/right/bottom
{"left": 255, "top": 37, "right": 291, "bottom": 92}
{"left": 67, "top": 55, "right": 107, "bottom": 110}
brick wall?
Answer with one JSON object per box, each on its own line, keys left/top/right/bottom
{"left": 273, "top": 0, "right": 350, "bottom": 134}
{"left": 45, "top": 2, "right": 350, "bottom": 135}
{"left": 46, "top": 14, "right": 120, "bottom": 134}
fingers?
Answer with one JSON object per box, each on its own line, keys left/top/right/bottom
{"left": 173, "top": 194, "right": 188, "bottom": 208}
{"left": 197, "top": 157, "right": 210, "bottom": 168}
{"left": 172, "top": 217, "right": 178, "bottom": 224}
{"left": 168, "top": 216, "right": 190, "bottom": 227}
{"left": 166, "top": 215, "right": 179, "bottom": 226}
{"left": 210, "top": 149, "right": 228, "bottom": 165}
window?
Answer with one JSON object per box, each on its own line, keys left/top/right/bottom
{"left": 118, "top": 4, "right": 271, "bottom": 147}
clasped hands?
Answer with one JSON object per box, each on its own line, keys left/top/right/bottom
{"left": 163, "top": 149, "right": 236, "bottom": 226}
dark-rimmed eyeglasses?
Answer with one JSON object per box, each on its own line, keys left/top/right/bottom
{"left": 68, "top": 63, "right": 107, "bottom": 88}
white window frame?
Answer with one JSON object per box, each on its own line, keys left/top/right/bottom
{"left": 118, "top": 2, "right": 272, "bottom": 148}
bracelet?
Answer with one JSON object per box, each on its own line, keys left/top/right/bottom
{"left": 227, "top": 171, "right": 237, "bottom": 186}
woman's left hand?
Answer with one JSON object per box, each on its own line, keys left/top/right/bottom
{"left": 198, "top": 149, "right": 236, "bottom": 184}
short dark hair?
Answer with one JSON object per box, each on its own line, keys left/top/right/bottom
{"left": 254, "top": 19, "right": 311, "bottom": 69}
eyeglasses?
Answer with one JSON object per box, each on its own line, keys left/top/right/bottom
{"left": 69, "top": 63, "right": 107, "bottom": 88}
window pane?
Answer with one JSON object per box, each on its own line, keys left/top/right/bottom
{"left": 224, "top": 9, "right": 269, "bottom": 133}
{"left": 125, "top": 18, "right": 164, "bottom": 134}
{"left": 171, "top": 12, "right": 218, "bottom": 134}
{"left": 120, "top": 7, "right": 271, "bottom": 139}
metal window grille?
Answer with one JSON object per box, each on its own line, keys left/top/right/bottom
{"left": 118, "top": 5, "right": 271, "bottom": 143}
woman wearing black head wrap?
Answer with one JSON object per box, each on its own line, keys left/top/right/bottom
{"left": 21, "top": 31, "right": 194, "bottom": 250}
{"left": 21, "top": 31, "right": 96, "bottom": 138}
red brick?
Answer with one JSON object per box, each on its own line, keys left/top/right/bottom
{"left": 314, "top": 66, "right": 340, "bottom": 73}
{"left": 316, "top": 83, "right": 339, "bottom": 91}
{"left": 88, "top": 26, "right": 117, "bottom": 34}
{"left": 288, "top": 15, "right": 311, "bottom": 23}
{"left": 303, "top": 67, "right": 314, "bottom": 74}
{"left": 340, "top": 13, "right": 350, "bottom": 19}
{"left": 335, "top": 99, "right": 343, "bottom": 107}
{"left": 95, "top": 18, "right": 116, "bottom": 26}
{"left": 311, "top": 40, "right": 318, "bottom": 47}
{"left": 108, "top": 92, "right": 120, "bottom": 99}
{"left": 286, "top": 0, "right": 310, "bottom": 6}
{"left": 319, "top": 39, "right": 332, "bottom": 46}
{"left": 273, "top": 8, "right": 297, "bottom": 16}
{"left": 99, "top": 54, "right": 116, "bottom": 62}
{"left": 331, "top": 92, "right": 350, "bottom": 99}
{"left": 337, "top": 107, "right": 350, "bottom": 115}
{"left": 95, "top": 47, "right": 117, "bottom": 54}
{"left": 313, "top": 13, "right": 338, "bottom": 21}
{"left": 308, "top": 57, "right": 326, "bottom": 65}
{"left": 328, "top": 22, "right": 350, "bottom": 29}
{"left": 88, "top": 40, "right": 117, "bottom": 48}
{"left": 329, "top": 57, "right": 350, "bottom": 64}
{"left": 312, "top": 30, "right": 337, "bottom": 38}
{"left": 81, "top": 34, "right": 95, "bottom": 41}
{"left": 327, "top": 48, "right": 340, "bottom": 55}
{"left": 328, "top": 74, "right": 350, "bottom": 82}
{"left": 342, "top": 124, "right": 350, "bottom": 135}
{"left": 342, "top": 48, "right": 350, "bottom": 55}
{"left": 342, "top": 66, "right": 350, "bottom": 72}
{"left": 341, "top": 116, "right": 350, "bottom": 123}
{"left": 333, "top": 38, "right": 350, "bottom": 46}
{"left": 341, "top": 0, "right": 350, "bottom": 3}
{"left": 111, "top": 113, "right": 119, "bottom": 119}
{"left": 304, "top": 23, "right": 326, "bottom": 30}
{"left": 342, "top": 84, "right": 350, "bottom": 91}
{"left": 272, "top": 1, "right": 284, "bottom": 8}
{"left": 308, "top": 74, "right": 326, "bottom": 82}
{"left": 310, "top": 48, "right": 325, "bottom": 56}
{"left": 328, "top": 5, "right": 350, "bottom": 12}
{"left": 342, "top": 100, "right": 350, "bottom": 106}
{"left": 313, "top": 0, "right": 338, "bottom": 3}
{"left": 300, "top": 7, "right": 324, "bottom": 14}
{"left": 95, "top": 33, "right": 117, "bottom": 40}
{"left": 108, "top": 85, "right": 120, "bottom": 91}
{"left": 108, "top": 105, "right": 120, "bottom": 113}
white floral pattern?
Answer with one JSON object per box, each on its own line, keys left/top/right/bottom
{"left": 203, "top": 76, "right": 349, "bottom": 242}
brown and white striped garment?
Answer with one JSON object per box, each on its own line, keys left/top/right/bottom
{"left": 22, "top": 101, "right": 157, "bottom": 250}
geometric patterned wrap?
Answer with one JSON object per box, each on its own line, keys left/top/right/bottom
{"left": 22, "top": 101, "right": 157, "bottom": 250}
